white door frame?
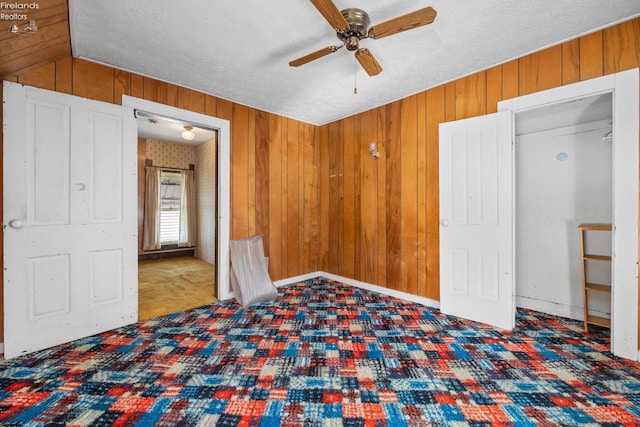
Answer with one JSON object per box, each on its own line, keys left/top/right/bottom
{"left": 121, "top": 96, "right": 232, "bottom": 301}
{"left": 498, "top": 69, "right": 639, "bottom": 361}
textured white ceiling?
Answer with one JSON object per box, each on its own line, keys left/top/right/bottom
{"left": 68, "top": 1, "right": 640, "bottom": 125}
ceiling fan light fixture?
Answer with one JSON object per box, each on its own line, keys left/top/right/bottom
{"left": 182, "top": 125, "right": 195, "bottom": 141}
{"left": 346, "top": 35, "right": 359, "bottom": 51}
{"left": 291, "top": 1, "right": 436, "bottom": 77}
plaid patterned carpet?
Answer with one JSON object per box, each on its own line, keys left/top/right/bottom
{"left": 1, "top": 277, "right": 640, "bottom": 426}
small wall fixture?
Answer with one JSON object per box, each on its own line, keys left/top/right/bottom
{"left": 182, "top": 125, "right": 195, "bottom": 141}
{"left": 369, "top": 142, "right": 380, "bottom": 159}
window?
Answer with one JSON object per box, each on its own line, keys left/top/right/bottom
{"left": 160, "top": 171, "right": 182, "bottom": 245}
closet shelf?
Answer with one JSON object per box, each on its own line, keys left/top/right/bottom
{"left": 586, "top": 315, "right": 611, "bottom": 328}
{"left": 584, "top": 254, "right": 611, "bottom": 261}
{"left": 578, "top": 223, "right": 612, "bottom": 332}
{"left": 585, "top": 282, "right": 611, "bottom": 293}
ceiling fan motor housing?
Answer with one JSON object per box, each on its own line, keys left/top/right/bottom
{"left": 338, "top": 8, "right": 370, "bottom": 51}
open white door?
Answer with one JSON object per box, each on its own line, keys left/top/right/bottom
{"left": 3, "top": 82, "right": 138, "bottom": 359}
{"left": 439, "top": 111, "right": 514, "bottom": 330}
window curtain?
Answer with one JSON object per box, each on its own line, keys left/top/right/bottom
{"left": 178, "top": 169, "right": 196, "bottom": 247}
{"left": 143, "top": 166, "right": 162, "bottom": 251}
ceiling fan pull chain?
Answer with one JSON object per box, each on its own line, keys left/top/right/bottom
{"left": 354, "top": 57, "right": 358, "bottom": 94}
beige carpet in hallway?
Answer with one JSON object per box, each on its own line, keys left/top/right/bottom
{"left": 138, "top": 257, "right": 217, "bottom": 320}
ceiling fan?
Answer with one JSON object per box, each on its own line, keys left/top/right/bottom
{"left": 289, "top": 0, "right": 437, "bottom": 76}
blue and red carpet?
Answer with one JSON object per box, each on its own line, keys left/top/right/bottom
{"left": 1, "top": 277, "right": 639, "bottom": 426}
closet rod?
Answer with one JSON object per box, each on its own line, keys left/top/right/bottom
{"left": 135, "top": 109, "right": 219, "bottom": 133}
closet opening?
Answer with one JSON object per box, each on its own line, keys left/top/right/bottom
{"left": 514, "top": 93, "right": 613, "bottom": 332}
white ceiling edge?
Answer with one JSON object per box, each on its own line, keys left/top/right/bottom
{"left": 68, "top": 1, "right": 640, "bottom": 127}
{"left": 75, "top": 9, "right": 633, "bottom": 129}
{"left": 319, "top": 15, "right": 639, "bottom": 126}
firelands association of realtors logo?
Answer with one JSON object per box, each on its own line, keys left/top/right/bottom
{"left": 1, "top": 2, "right": 39, "bottom": 21}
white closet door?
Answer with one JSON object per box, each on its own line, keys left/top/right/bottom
{"left": 439, "top": 111, "right": 514, "bottom": 330}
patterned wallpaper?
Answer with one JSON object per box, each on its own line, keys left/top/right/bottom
{"left": 195, "top": 136, "right": 217, "bottom": 265}
{"left": 146, "top": 139, "right": 196, "bottom": 170}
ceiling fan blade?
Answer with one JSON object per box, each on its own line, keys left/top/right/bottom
{"left": 289, "top": 46, "right": 342, "bottom": 67}
{"left": 368, "top": 6, "right": 437, "bottom": 39}
{"left": 310, "top": 0, "right": 349, "bottom": 31}
{"left": 355, "top": 48, "right": 382, "bottom": 76}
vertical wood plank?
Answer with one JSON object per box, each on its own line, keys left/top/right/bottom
{"left": 216, "top": 98, "right": 233, "bottom": 122}
{"left": 486, "top": 66, "right": 502, "bottom": 113}
{"left": 166, "top": 83, "right": 179, "bottom": 107}
{"left": 455, "top": 72, "right": 487, "bottom": 120}
{"left": 280, "top": 118, "right": 289, "bottom": 277}
{"left": 255, "top": 110, "right": 270, "bottom": 251}
{"left": 580, "top": 31, "right": 604, "bottom": 80}
{"left": 386, "top": 101, "right": 402, "bottom": 289}
{"left": 376, "top": 106, "right": 388, "bottom": 287}
{"left": 17, "top": 62, "right": 56, "bottom": 90}
{"left": 268, "top": 114, "right": 283, "bottom": 280}
{"left": 55, "top": 56, "right": 72, "bottom": 94}
{"left": 400, "top": 95, "right": 418, "bottom": 295}
{"left": 298, "top": 122, "right": 306, "bottom": 272}
{"left": 603, "top": 18, "right": 640, "bottom": 74}
{"left": 129, "top": 73, "right": 143, "bottom": 99}
{"left": 328, "top": 121, "right": 341, "bottom": 273}
{"left": 247, "top": 108, "right": 256, "bottom": 237}
{"left": 353, "top": 115, "right": 362, "bottom": 280}
{"left": 72, "top": 59, "right": 114, "bottom": 103}
{"left": 231, "top": 104, "right": 249, "bottom": 239}
{"left": 518, "top": 45, "right": 562, "bottom": 95}
{"left": 562, "top": 39, "right": 581, "bottom": 85}
{"left": 205, "top": 95, "right": 218, "bottom": 117}
{"left": 114, "top": 70, "right": 131, "bottom": 104}
{"left": 302, "top": 122, "right": 319, "bottom": 272}
{"left": 425, "top": 86, "right": 445, "bottom": 301}
{"left": 444, "top": 82, "right": 456, "bottom": 122}
{"left": 286, "top": 118, "right": 300, "bottom": 276}
{"left": 501, "top": 60, "right": 519, "bottom": 100}
{"left": 143, "top": 78, "right": 167, "bottom": 104}
{"left": 178, "top": 86, "right": 205, "bottom": 113}
{"left": 319, "top": 124, "right": 330, "bottom": 272}
{"left": 342, "top": 116, "right": 356, "bottom": 279}
{"left": 416, "top": 92, "right": 428, "bottom": 297}
{"left": 359, "top": 109, "right": 378, "bottom": 284}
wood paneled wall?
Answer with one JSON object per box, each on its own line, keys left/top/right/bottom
{"left": 1, "top": 18, "right": 639, "bottom": 346}
{"left": 0, "top": 58, "right": 320, "bottom": 342}
{"left": 0, "top": 0, "right": 71, "bottom": 78}
{"left": 318, "top": 18, "right": 640, "bottom": 307}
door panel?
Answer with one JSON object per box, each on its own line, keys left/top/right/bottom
{"left": 3, "top": 81, "right": 138, "bottom": 359}
{"left": 439, "top": 111, "right": 514, "bottom": 330}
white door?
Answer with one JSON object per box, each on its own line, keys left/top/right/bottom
{"left": 439, "top": 111, "right": 514, "bottom": 330}
{"left": 3, "top": 82, "right": 138, "bottom": 359}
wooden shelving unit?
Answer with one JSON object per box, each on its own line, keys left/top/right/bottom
{"left": 578, "top": 224, "right": 612, "bottom": 331}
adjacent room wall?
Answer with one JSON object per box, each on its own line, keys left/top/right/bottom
{"left": 146, "top": 139, "right": 196, "bottom": 170}
{"left": 196, "top": 137, "right": 217, "bottom": 264}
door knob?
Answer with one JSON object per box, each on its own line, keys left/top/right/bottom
{"left": 441, "top": 220, "right": 449, "bottom": 227}
{"left": 8, "top": 219, "right": 24, "bottom": 229}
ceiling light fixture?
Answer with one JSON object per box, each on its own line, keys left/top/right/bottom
{"left": 181, "top": 125, "right": 195, "bottom": 141}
